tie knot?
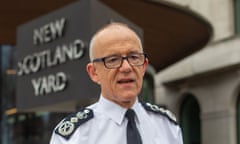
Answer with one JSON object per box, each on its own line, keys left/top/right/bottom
{"left": 125, "top": 109, "right": 136, "bottom": 122}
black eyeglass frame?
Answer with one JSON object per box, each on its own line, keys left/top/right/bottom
{"left": 92, "top": 53, "right": 147, "bottom": 69}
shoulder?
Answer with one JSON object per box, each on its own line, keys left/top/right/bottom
{"left": 140, "top": 102, "right": 178, "bottom": 125}
{"left": 54, "top": 107, "right": 94, "bottom": 140}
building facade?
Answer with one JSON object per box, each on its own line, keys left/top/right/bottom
{"left": 155, "top": 0, "right": 240, "bottom": 144}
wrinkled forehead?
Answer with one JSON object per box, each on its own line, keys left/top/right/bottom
{"left": 96, "top": 24, "right": 140, "bottom": 43}
{"left": 89, "top": 24, "right": 143, "bottom": 60}
{"left": 95, "top": 24, "right": 142, "bottom": 48}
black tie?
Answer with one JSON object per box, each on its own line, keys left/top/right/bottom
{"left": 125, "top": 109, "right": 142, "bottom": 144}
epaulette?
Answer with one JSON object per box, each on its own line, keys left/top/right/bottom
{"left": 55, "top": 108, "right": 94, "bottom": 140}
{"left": 141, "top": 102, "right": 178, "bottom": 125}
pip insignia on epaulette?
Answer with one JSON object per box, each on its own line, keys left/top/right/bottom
{"left": 141, "top": 102, "right": 178, "bottom": 125}
{"left": 55, "top": 108, "right": 94, "bottom": 140}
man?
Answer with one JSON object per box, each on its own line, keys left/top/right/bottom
{"left": 50, "top": 22, "right": 183, "bottom": 144}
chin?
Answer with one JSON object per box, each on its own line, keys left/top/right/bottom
{"left": 121, "top": 94, "right": 137, "bottom": 101}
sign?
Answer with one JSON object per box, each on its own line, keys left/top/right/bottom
{"left": 16, "top": 0, "right": 142, "bottom": 111}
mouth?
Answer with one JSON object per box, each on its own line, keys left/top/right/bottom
{"left": 117, "top": 78, "right": 135, "bottom": 84}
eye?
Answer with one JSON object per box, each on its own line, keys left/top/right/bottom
{"left": 105, "top": 56, "right": 120, "bottom": 63}
{"left": 129, "top": 54, "right": 140, "bottom": 60}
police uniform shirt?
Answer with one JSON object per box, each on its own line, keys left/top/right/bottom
{"left": 50, "top": 95, "right": 183, "bottom": 144}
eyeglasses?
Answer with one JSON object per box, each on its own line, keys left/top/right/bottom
{"left": 92, "top": 53, "right": 147, "bottom": 69}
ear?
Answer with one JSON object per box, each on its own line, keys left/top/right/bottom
{"left": 86, "top": 63, "right": 99, "bottom": 84}
{"left": 142, "top": 58, "right": 149, "bottom": 76}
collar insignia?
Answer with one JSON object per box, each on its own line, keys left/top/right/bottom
{"left": 141, "top": 102, "right": 178, "bottom": 125}
{"left": 55, "top": 108, "right": 93, "bottom": 140}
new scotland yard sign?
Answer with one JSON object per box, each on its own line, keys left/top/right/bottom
{"left": 16, "top": 0, "right": 142, "bottom": 111}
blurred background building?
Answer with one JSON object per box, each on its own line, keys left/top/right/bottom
{"left": 0, "top": 0, "right": 239, "bottom": 144}
{"left": 156, "top": 1, "right": 240, "bottom": 144}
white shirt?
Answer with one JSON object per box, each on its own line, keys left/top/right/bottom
{"left": 50, "top": 96, "right": 183, "bottom": 144}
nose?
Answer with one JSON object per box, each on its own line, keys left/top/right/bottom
{"left": 119, "top": 58, "right": 132, "bottom": 71}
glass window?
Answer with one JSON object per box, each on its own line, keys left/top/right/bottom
{"left": 237, "top": 93, "right": 240, "bottom": 144}
{"left": 180, "top": 94, "right": 201, "bottom": 144}
{"left": 140, "top": 72, "right": 154, "bottom": 103}
{"left": 2, "top": 112, "right": 67, "bottom": 144}
{"left": 1, "top": 45, "right": 17, "bottom": 143}
{"left": 0, "top": 45, "right": 69, "bottom": 144}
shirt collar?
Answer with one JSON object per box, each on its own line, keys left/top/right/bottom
{"left": 98, "top": 95, "right": 126, "bottom": 125}
{"left": 97, "top": 95, "right": 141, "bottom": 125}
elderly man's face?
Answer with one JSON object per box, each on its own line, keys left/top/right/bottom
{"left": 87, "top": 27, "right": 148, "bottom": 108}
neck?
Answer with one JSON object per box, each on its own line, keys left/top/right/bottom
{"left": 103, "top": 95, "right": 137, "bottom": 109}
{"left": 118, "top": 100, "right": 136, "bottom": 109}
